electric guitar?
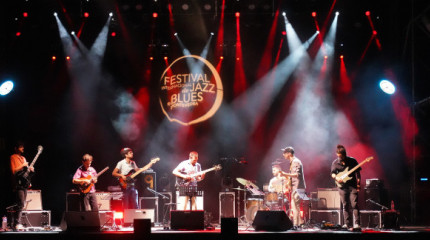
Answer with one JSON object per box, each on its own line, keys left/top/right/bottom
{"left": 77, "top": 166, "right": 109, "bottom": 193}
{"left": 118, "top": 157, "right": 160, "bottom": 189}
{"left": 16, "top": 145, "right": 43, "bottom": 189}
{"left": 335, "top": 156, "right": 373, "bottom": 187}
{"left": 176, "top": 164, "right": 222, "bottom": 186}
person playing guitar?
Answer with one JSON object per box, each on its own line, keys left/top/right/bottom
{"left": 72, "top": 154, "right": 101, "bottom": 211}
{"left": 172, "top": 151, "right": 205, "bottom": 210}
{"left": 112, "top": 148, "right": 159, "bottom": 209}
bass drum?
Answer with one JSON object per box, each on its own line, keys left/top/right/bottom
{"left": 245, "top": 198, "right": 264, "bottom": 222}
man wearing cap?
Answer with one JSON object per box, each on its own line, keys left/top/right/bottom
{"left": 279, "top": 146, "right": 306, "bottom": 229}
{"left": 112, "top": 148, "right": 156, "bottom": 209}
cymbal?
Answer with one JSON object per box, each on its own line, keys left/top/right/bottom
{"left": 236, "top": 177, "right": 249, "bottom": 186}
{"left": 231, "top": 187, "right": 246, "bottom": 191}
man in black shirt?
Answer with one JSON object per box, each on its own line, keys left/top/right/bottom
{"left": 330, "top": 145, "right": 361, "bottom": 230}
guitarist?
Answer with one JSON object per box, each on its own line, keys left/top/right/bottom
{"left": 172, "top": 151, "right": 205, "bottom": 210}
{"left": 112, "top": 148, "right": 156, "bottom": 209}
{"left": 10, "top": 142, "right": 33, "bottom": 230}
{"left": 330, "top": 144, "right": 361, "bottom": 230}
{"left": 72, "top": 154, "right": 99, "bottom": 211}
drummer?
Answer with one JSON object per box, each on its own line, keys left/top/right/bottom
{"left": 268, "top": 164, "right": 289, "bottom": 194}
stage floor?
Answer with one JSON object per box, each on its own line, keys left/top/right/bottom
{"left": 1, "top": 225, "right": 430, "bottom": 240}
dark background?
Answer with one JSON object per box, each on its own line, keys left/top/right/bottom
{"left": 1, "top": 0, "right": 429, "bottom": 226}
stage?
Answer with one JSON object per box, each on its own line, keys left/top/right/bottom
{"left": 1, "top": 225, "right": 430, "bottom": 240}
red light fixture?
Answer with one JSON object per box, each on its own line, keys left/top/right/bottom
{"left": 113, "top": 212, "right": 123, "bottom": 220}
{"left": 365, "top": 11, "right": 370, "bottom": 16}
{"left": 52, "top": 56, "right": 56, "bottom": 61}
{"left": 84, "top": 12, "right": 89, "bottom": 18}
{"left": 282, "top": 31, "right": 286, "bottom": 36}
{"left": 236, "top": 57, "right": 240, "bottom": 61}
{"left": 373, "top": 30, "right": 377, "bottom": 35}
{"left": 324, "top": 55, "right": 328, "bottom": 59}
{"left": 340, "top": 55, "right": 344, "bottom": 59}
{"left": 235, "top": 12, "right": 240, "bottom": 18}
{"left": 66, "top": 56, "right": 71, "bottom": 60}
{"left": 149, "top": 57, "right": 154, "bottom": 61}
{"left": 164, "top": 56, "right": 168, "bottom": 60}
{"left": 16, "top": 32, "right": 21, "bottom": 37}
{"left": 153, "top": 12, "right": 158, "bottom": 18}
{"left": 23, "top": 12, "right": 28, "bottom": 18}
{"left": 220, "top": 56, "right": 224, "bottom": 60}
{"left": 312, "top": 12, "right": 317, "bottom": 17}
{"left": 111, "top": 32, "right": 116, "bottom": 37}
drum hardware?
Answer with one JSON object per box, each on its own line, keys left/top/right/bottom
{"left": 234, "top": 178, "right": 265, "bottom": 227}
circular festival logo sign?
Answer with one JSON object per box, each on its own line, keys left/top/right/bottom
{"left": 159, "top": 55, "right": 223, "bottom": 126}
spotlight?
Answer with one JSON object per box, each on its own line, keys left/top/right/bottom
{"left": 365, "top": 11, "right": 370, "bottom": 16}
{"left": 282, "top": 31, "right": 286, "bottom": 36}
{"left": 340, "top": 55, "right": 344, "bottom": 59}
{"left": 324, "top": 55, "right": 328, "bottom": 59}
{"left": 84, "top": 12, "right": 89, "bottom": 18}
{"left": 16, "top": 32, "right": 21, "bottom": 37}
{"left": 282, "top": 12, "right": 286, "bottom": 16}
{"left": 52, "top": 56, "right": 56, "bottom": 61}
{"left": 312, "top": 12, "right": 317, "bottom": 17}
{"left": 111, "top": 32, "right": 116, "bottom": 37}
{"left": 109, "top": 12, "right": 113, "bottom": 17}
{"left": 53, "top": 12, "right": 58, "bottom": 16}
{"left": 153, "top": 12, "right": 158, "bottom": 18}
{"left": 182, "top": 4, "right": 189, "bottom": 11}
{"left": 164, "top": 56, "right": 168, "bottom": 60}
{"left": 23, "top": 12, "right": 28, "bottom": 18}
{"left": 174, "top": 32, "right": 178, "bottom": 36}
{"left": 66, "top": 56, "right": 71, "bottom": 60}
{"left": 149, "top": 57, "right": 154, "bottom": 61}
{"left": 220, "top": 56, "right": 224, "bottom": 60}
{"left": 71, "top": 31, "right": 75, "bottom": 35}
{"left": 316, "top": 30, "right": 320, "bottom": 34}
{"left": 236, "top": 57, "right": 240, "bottom": 61}
{"left": 373, "top": 30, "right": 377, "bottom": 35}
{"left": 0, "top": 80, "right": 14, "bottom": 96}
{"left": 210, "top": 32, "right": 214, "bottom": 36}
{"left": 379, "top": 79, "right": 396, "bottom": 95}
{"left": 235, "top": 12, "right": 240, "bottom": 18}
{"left": 335, "top": 11, "right": 339, "bottom": 16}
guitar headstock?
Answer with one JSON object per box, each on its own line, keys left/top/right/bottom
{"left": 151, "top": 157, "right": 160, "bottom": 163}
{"left": 37, "top": 145, "right": 43, "bottom": 153}
{"left": 214, "top": 164, "right": 222, "bottom": 171}
{"left": 364, "top": 156, "right": 374, "bottom": 162}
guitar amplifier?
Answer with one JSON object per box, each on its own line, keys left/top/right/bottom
{"left": 95, "top": 192, "right": 111, "bottom": 211}
{"left": 139, "top": 197, "right": 158, "bottom": 223}
{"left": 136, "top": 171, "right": 156, "bottom": 197}
{"left": 124, "top": 209, "right": 155, "bottom": 226}
{"left": 26, "top": 190, "right": 43, "bottom": 210}
{"left": 317, "top": 188, "right": 340, "bottom": 209}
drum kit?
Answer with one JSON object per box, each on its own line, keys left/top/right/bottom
{"left": 234, "top": 178, "right": 290, "bottom": 224}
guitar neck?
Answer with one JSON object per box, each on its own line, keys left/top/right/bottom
{"left": 130, "top": 158, "right": 159, "bottom": 179}
{"left": 29, "top": 152, "right": 41, "bottom": 168}
{"left": 96, "top": 167, "right": 109, "bottom": 178}
{"left": 345, "top": 157, "right": 372, "bottom": 176}
{"left": 189, "top": 167, "right": 217, "bottom": 178}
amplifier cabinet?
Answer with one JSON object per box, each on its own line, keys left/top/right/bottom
{"left": 20, "top": 210, "right": 51, "bottom": 227}
{"left": 26, "top": 190, "right": 43, "bottom": 210}
{"left": 317, "top": 188, "right": 340, "bottom": 209}
{"left": 219, "top": 192, "right": 235, "bottom": 223}
{"left": 360, "top": 210, "right": 382, "bottom": 229}
{"left": 175, "top": 191, "right": 204, "bottom": 210}
{"left": 124, "top": 209, "right": 155, "bottom": 226}
{"left": 67, "top": 192, "right": 111, "bottom": 211}
{"left": 95, "top": 192, "right": 111, "bottom": 211}
{"left": 170, "top": 210, "right": 204, "bottom": 230}
{"left": 139, "top": 197, "right": 158, "bottom": 223}
{"left": 310, "top": 210, "right": 342, "bottom": 225}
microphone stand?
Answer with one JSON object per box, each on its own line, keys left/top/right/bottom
{"left": 366, "top": 199, "right": 389, "bottom": 210}
{"left": 146, "top": 187, "right": 169, "bottom": 200}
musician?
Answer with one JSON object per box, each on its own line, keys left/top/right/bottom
{"left": 72, "top": 154, "right": 99, "bottom": 211}
{"left": 112, "top": 148, "right": 156, "bottom": 209}
{"left": 172, "top": 151, "right": 205, "bottom": 210}
{"left": 10, "top": 143, "right": 33, "bottom": 230}
{"left": 331, "top": 144, "right": 361, "bottom": 230}
{"left": 279, "top": 146, "right": 306, "bottom": 229}
{"left": 268, "top": 164, "right": 288, "bottom": 193}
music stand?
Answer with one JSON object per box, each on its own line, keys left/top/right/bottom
{"left": 178, "top": 186, "right": 203, "bottom": 211}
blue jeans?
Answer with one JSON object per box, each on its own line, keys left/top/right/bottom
{"left": 123, "top": 187, "right": 139, "bottom": 209}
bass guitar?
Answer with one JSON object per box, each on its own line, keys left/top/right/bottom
{"left": 176, "top": 164, "right": 222, "bottom": 186}
{"left": 335, "top": 156, "right": 373, "bottom": 187}
{"left": 16, "top": 145, "right": 43, "bottom": 189}
{"left": 77, "top": 166, "right": 109, "bottom": 193}
{"left": 118, "top": 157, "right": 160, "bottom": 189}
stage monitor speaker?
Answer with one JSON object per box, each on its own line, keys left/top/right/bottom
{"left": 170, "top": 210, "right": 204, "bottom": 230}
{"left": 20, "top": 210, "right": 51, "bottom": 227}
{"left": 134, "top": 219, "right": 151, "bottom": 238}
{"left": 124, "top": 209, "right": 155, "bottom": 226}
{"left": 219, "top": 192, "right": 235, "bottom": 223}
{"left": 66, "top": 193, "right": 81, "bottom": 211}
{"left": 65, "top": 211, "right": 101, "bottom": 232}
{"left": 317, "top": 188, "right": 340, "bottom": 209}
{"left": 252, "top": 211, "right": 293, "bottom": 231}
{"left": 26, "top": 190, "right": 43, "bottom": 210}
{"left": 221, "top": 218, "right": 238, "bottom": 236}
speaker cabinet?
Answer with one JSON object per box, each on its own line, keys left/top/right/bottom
{"left": 219, "top": 192, "right": 235, "bottom": 223}
{"left": 170, "top": 210, "right": 204, "bottom": 230}
{"left": 136, "top": 171, "right": 156, "bottom": 197}
{"left": 124, "top": 209, "right": 155, "bottom": 226}
{"left": 317, "top": 188, "right": 340, "bottom": 209}
{"left": 221, "top": 218, "right": 238, "bottom": 236}
{"left": 65, "top": 211, "right": 101, "bottom": 232}
{"left": 95, "top": 192, "right": 111, "bottom": 211}
{"left": 310, "top": 210, "right": 342, "bottom": 225}
{"left": 252, "top": 211, "right": 293, "bottom": 231}
{"left": 66, "top": 193, "right": 81, "bottom": 211}
{"left": 139, "top": 197, "right": 158, "bottom": 223}
{"left": 26, "top": 190, "right": 43, "bottom": 210}
{"left": 20, "top": 210, "right": 51, "bottom": 227}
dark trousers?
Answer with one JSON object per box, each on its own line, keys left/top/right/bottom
{"left": 13, "top": 188, "right": 27, "bottom": 226}
{"left": 338, "top": 186, "right": 360, "bottom": 227}
{"left": 123, "top": 187, "right": 139, "bottom": 209}
{"left": 80, "top": 192, "right": 99, "bottom": 211}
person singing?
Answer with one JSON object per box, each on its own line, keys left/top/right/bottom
{"left": 172, "top": 151, "right": 205, "bottom": 210}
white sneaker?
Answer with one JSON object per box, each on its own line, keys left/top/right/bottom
{"left": 353, "top": 224, "right": 361, "bottom": 229}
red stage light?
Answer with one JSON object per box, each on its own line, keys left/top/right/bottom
{"left": 153, "top": 12, "right": 158, "bottom": 18}
{"left": 220, "top": 56, "right": 224, "bottom": 60}
{"left": 52, "top": 56, "right": 56, "bottom": 61}
{"left": 236, "top": 57, "right": 240, "bottom": 61}
{"left": 235, "top": 12, "right": 240, "bottom": 18}
{"left": 84, "top": 12, "right": 89, "bottom": 18}
{"left": 164, "top": 56, "right": 168, "bottom": 60}
{"left": 340, "top": 55, "right": 344, "bottom": 59}
{"left": 16, "top": 32, "right": 21, "bottom": 37}
{"left": 312, "top": 12, "right": 317, "bottom": 17}
{"left": 149, "top": 57, "right": 154, "bottom": 61}
{"left": 23, "top": 12, "right": 28, "bottom": 18}
{"left": 365, "top": 11, "right": 370, "bottom": 16}
{"left": 111, "top": 32, "right": 116, "bottom": 37}
{"left": 66, "top": 56, "right": 70, "bottom": 60}
{"left": 282, "top": 31, "right": 286, "bottom": 36}
{"left": 113, "top": 212, "right": 123, "bottom": 219}
{"left": 373, "top": 30, "right": 377, "bottom": 35}
{"left": 324, "top": 55, "right": 328, "bottom": 59}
